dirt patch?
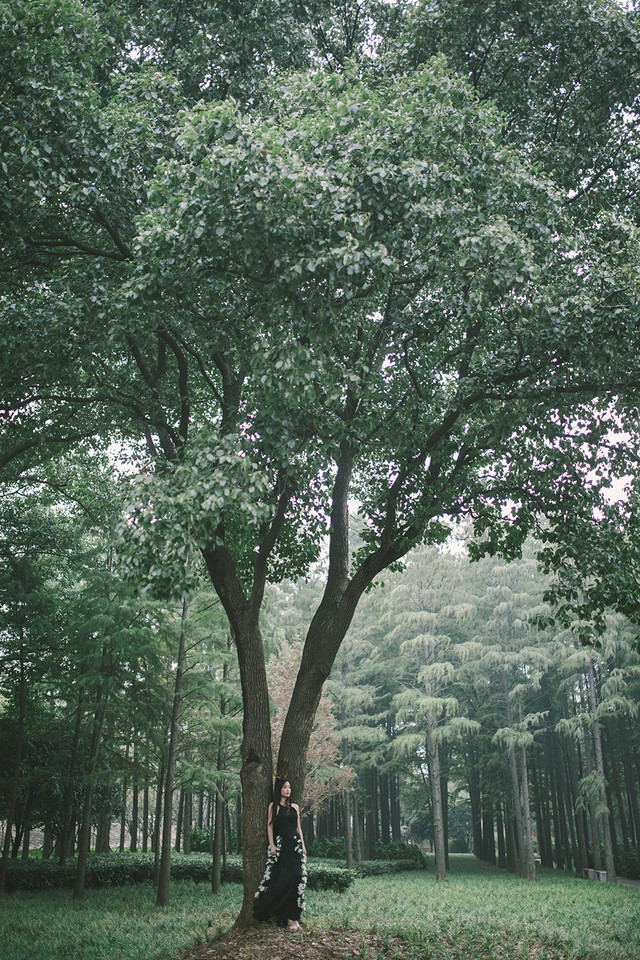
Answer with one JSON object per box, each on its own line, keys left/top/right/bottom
{"left": 177, "top": 927, "right": 401, "bottom": 960}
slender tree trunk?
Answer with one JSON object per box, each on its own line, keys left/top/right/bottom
{"left": 468, "top": 743, "right": 483, "bottom": 859}
{"left": 390, "top": 775, "right": 401, "bottom": 842}
{"left": 183, "top": 791, "right": 192, "bottom": 854}
{"left": 175, "top": 790, "right": 184, "bottom": 852}
{"left": 379, "top": 772, "right": 390, "bottom": 846}
{"left": 496, "top": 804, "right": 506, "bottom": 868}
{"left": 142, "top": 784, "right": 149, "bottom": 853}
{"left": 344, "top": 789, "right": 354, "bottom": 869}
{"left": 130, "top": 740, "right": 139, "bottom": 852}
{"left": 73, "top": 646, "right": 112, "bottom": 900}
{"left": 0, "top": 648, "right": 26, "bottom": 894}
{"left": 520, "top": 742, "right": 537, "bottom": 881}
{"left": 60, "top": 679, "right": 85, "bottom": 866}
{"left": 157, "top": 596, "right": 189, "bottom": 907}
{"left": 153, "top": 757, "right": 164, "bottom": 883}
{"left": 426, "top": 716, "right": 447, "bottom": 880}
{"left": 508, "top": 742, "right": 526, "bottom": 877}
{"left": 120, "top": 741, "right": 129, "bottom": 854}
{"left": 353, "top": 786, "right": 364, "bottom": 864}
{"left": 587, "top": 657, "right": 616, "bottom": 881}
{"left": 565, "top": 733, "right": 588, "bottom": 872}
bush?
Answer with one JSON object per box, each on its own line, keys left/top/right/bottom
{"left": 308, "top": 837, "right": 425, "bottom": 866}
{"left": 371, "top": 840, "right": 426, "bottom": 864}
{"left": 189, "top": 827, "right": 212, "bottom": 853}
{"left": 616, "top": 848, "right": 640, "bottom": 880}
{"left": 307, "top": 837, "right": 346, "bottom": 859}
{"left": 3, "top": 851, "right": 355, "bottom": 893}
{"left": 355, "top": 858, "right": 427, "bottom": 877}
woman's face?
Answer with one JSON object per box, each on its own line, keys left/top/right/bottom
{"left": 280, "top": 780, "right": 292, "bottom": 801}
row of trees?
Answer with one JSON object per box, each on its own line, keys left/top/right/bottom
{"left": 263, "top": 542, "right": 640, "bottom": 883}
{"left": 3, "top": 522, "right": 638, "bottom": 896}
{"left": 3, "top": 0, "right": 640, "bottom": 922}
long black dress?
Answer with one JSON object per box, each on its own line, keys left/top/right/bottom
{"left": 253, "top": 803, "right": 307, "bottom": 925}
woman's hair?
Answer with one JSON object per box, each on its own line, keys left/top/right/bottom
{"left": 269, "top": 777, "right": 292, "bottom": 824}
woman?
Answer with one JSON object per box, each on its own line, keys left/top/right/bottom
{"left": 253, "top": 777, "right": 307, "bottom": 929}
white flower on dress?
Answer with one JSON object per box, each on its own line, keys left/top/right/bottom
{"left": 294, "top": 835, "right": 307, "bottom": 911}
{"left": 254, "top": 835, "right": 282, "bottom": 898}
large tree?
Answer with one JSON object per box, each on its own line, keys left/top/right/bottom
{"left": 2, "top": 0, "right": 640, "bottom": 923}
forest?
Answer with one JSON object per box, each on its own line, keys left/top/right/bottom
{"left": 1, "top": 0, "right": 640, "bottom": 946}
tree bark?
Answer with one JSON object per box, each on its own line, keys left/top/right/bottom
{"left": 587, "top": 656, "right": 616, "bottom": 881}
{"left": 520, "top": 742, "right": 537, "bottom": 881}
{"left": 426, "top": 716, "right": 447, "bottom": 880}
{"left": 73, "top": 644, "right": 112, "bottom": 900}
{"left": 156, "top": 595, "right": 189, "bottom": 907}
{"left": 0, "top": 644, "right": 26, "bottom": 894}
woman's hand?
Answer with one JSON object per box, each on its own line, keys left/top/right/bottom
{"left": 270, "top": 843, "right": 277, "bottom": 855}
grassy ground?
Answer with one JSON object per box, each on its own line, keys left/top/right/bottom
{"left": 306, "top": 856, "right": 640, "bottom": 959}
{"left": 0, "top": 855, "right": 638, "bottom": 960}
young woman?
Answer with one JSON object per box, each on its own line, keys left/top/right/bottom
{"left": 253, "top": 777, "right": 307, "bottom": 929}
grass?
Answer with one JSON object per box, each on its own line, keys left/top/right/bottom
{"left": 0, "top": 880, "right": 242, "bottom": 960}
{"left": 0, "top": 855, "right": 638, "bottom": 960}
{"left": 306, "top": 855, "right": 640, "bottom": 960}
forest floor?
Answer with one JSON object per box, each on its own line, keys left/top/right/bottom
{"left": 178, "top": 926, "right": 406, "bottom": 960}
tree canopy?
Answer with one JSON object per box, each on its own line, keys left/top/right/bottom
{"left": 2, "top": 0, "right": 640, "bottom": 922}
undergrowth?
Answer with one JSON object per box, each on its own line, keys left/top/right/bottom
{"left": 1, "top": 855, "right": 638, "bottom": 960}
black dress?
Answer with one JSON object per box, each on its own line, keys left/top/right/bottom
{"left": 253, "top": 803, "right": 307, "bottom": 924}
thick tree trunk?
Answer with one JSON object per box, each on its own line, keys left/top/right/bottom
{"left": 202, "top": 544, "right": 273, "bottom": 928}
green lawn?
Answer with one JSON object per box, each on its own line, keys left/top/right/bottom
{"left": 0, "top": 855, "right": 638, "bottom": 960}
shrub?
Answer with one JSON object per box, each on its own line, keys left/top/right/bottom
{"left": 3, "top": 851, "right": 355, "bottom": 893}
{"left": 616, "top": 847, "right": 640, "bottom": 881}
{"left": 189, "top": 827, "right": 212, "bottom": 853}
{"left": 355, "top": 858, "right": 427, "bottom": 877}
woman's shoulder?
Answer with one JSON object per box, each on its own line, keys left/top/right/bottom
{"left": 292, "top": 802, "right": 300, "bottom": 811}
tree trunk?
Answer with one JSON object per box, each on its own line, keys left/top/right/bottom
{"left": 175, "top": 789, "right": 184, "bottom": 852}
{"left": 0, "top": 645, "right": 26, "bottom": 894}
{"left": 587, "top": 656, "right": 616, "bottom": 881}
{"left": 426, "top": 716, "right": 447, "bottom": 880}
{"left": 353, "top": 785, "right": 364, "bottom": 864}
{"left": 142, "top": 784, "right": 149, "bottom": 853}
{"left": 520, "top": 742, "right": 537, "bottom": 882}
{"left": 344, "top": 789, "right": 354, "bottom": 869}
{"left": 130, "top": 741, "right": 139, "bottom": 852}
{"left": 379, "top": 772, "right": 390, "bottom": 846}
{"left": 496, "top": 803, "right": 506, "bottom": 868}
{"left": 119, "top": 741, "right": 129, "bottom": 854}
{"left": 183, "top": 791, "right": 192, "bottom": 855}
{"left": 201, "top": 542, "right": 273, "bottom": 928}
{"left": 508, "top": 742, "right": 526, "bottom": 877}
{"left": 73, "top": 646, "right": 112, "bottom": 900}
{"left": 390, "top": 775, "right": 401, "bottom": 842}
{"left": 157, "top": 596, "right": 189, "bottom": 907}
{"left": 60, "top": 679, "right": 85, "bottom": 866}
